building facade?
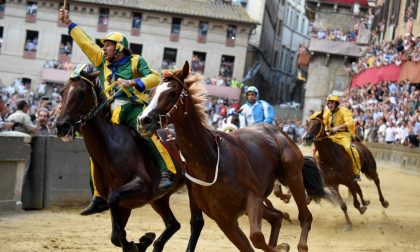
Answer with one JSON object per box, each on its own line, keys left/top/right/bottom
{"left": 0, "top": 0, "right": 256, "bottom": 93}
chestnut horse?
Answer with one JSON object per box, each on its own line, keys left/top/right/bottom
{"left": 55, "top": 66, "right": 204, "bottom": 252}
{"left": 138, "top": 61, "right": 332, "bottom": 252}
{"left": 304, "top": 110, "right": 389, "bottom": 230}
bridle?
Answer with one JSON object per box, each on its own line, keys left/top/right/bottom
{"left": 158, "top": 76, "right": 189, "bottom": 130}
{"left": 310, "top": 117, "right": 326, "bottom": 141}
{"left": 61, "top": 75, "right": 116, "bottom": 139}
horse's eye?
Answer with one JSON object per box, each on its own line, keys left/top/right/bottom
{"left": 168, "top": 91, "right": 178, "bottom": 98}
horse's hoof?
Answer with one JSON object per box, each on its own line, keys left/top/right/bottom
{"left": 342, "top": 224, "right": 352, "bottom": 232}
{"left": 125, "top": 241, "right": 139, "bottom": 252}
{"left": 359, "top": 206, "right": 367, "bottom": 215}
{"left": 138, "top": 232, "right": 155, "bottom": 250}
{"left": 276, "top": 243, "right": 290, "bottom": 252}
{"left": 382, "top": 200, "right": 389, "bottom": 208}
{"left": 363, "top": 200, "right": 371, "bottom": 206}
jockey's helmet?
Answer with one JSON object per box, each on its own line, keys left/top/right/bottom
{"left": 101, "top": 32, "right": 129, "bottom": 55}
{"left": 326, "top": 94, "right": 340, "bottom": 104}
{"left": 246, "top": 86, "right": 259, "bottom": 96}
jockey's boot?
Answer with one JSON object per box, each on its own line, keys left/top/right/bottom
{"left": 80, "top": 196, "right": 109, "bottom": 216}
{"left": 158, "top": 170, "right": 175, "bottom": 191}
{"left": 353, "top": 175, "right": 361, "bottom": 182}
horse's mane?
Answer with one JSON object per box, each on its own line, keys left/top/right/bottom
{"left": 172, "top": 69, "right": 210, "bottom": 128}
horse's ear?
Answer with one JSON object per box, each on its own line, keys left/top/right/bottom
{"left": 87, "top": 70, "right": 100, "bottom": 79}
{"left": 181, "top": 61, "right": 190, "bottom": 79}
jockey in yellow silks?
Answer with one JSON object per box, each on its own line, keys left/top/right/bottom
{"left": 323, "top": 94, "right": 361, "bottom": 181}
{"left": 59, "top": 8, "right": 176, "bottom": 215}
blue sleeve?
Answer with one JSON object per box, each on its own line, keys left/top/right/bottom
{"left": 263, "top": 102, "right": 275, "bottom": 124}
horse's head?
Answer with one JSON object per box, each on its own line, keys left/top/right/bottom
{"left": 138, "top": 61, "right": 191, "bottom": 136}
{"left": 304, "top": 109, "right": 325, "bottom": 145}
{"left": 56, "top": 64, "right": 100, "bottom": 142}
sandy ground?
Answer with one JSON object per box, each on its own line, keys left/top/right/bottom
{"left": 1, "top": 148, "right": 420, "bottom": 252}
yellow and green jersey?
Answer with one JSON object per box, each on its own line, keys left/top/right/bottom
{"left": 68, "top": 23, "right": 160, "bottom": 103}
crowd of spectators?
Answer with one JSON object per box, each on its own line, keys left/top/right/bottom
{"left": 350, "top": 33, "right": 420, "bottom": 75}
{"left": 311, "top": 11, "right": 374, "bottom": 43}
{"left": 341, "top": 80, "right": 419, "bottom": 147}
{"left": 0, "top": 77, "right": 61, "bottom": 137}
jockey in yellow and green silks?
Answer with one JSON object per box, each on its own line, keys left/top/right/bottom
{"left": 59, "top": 8, "right": 176, "bottom": 215}
{"left": 323, "top": 94, "right": 361, "bottom": 181}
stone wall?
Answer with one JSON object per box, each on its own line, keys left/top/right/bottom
{"left": 366, "top": 142, "right": 420, "bottom": 175}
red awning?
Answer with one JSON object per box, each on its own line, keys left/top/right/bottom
{"left": 351, "top": 64, "right": 400, "bottom": 88}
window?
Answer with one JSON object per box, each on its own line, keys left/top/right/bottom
{"left": 226, "top": 25, "right": 236, "bottom": 47}
{"left": 219, "top": 55, "right": 235, "bottom": 78}
{"left": 59, "top": 35, "right": 73, "bottom": 56}
{"left": 131, "top": 13, "right": 142, "bottom": 36}
{"left": 130, "top": 43, "right": 143, "bottom": 55}
{"left": 0, "top": 0, "right": 5, "bottom": 19}
{"left": 279, "top": 50, "right": 284, "bottom": 71}
{"left": 197, "top": 21, "right": 208, "bottom": 43}
{"left": 170, "top": 18, "right": 182, "bottom": 42}
{"left": 276, "top": 20, "right": 282, "bottom": 37}
{"left": 273, "top": 51, "right": 279, "bottom": 68}
{"left": 285, "top": 7, "right": 289, "bottom": 26}
{"left": 192, "top": 51, "right": 206, "bottom": 74}
{"left": 171, "top": 18, "right": 181, "bottom": 34}
{"left": 26, "top": 1, "right": 38, "bottom": 22}
{"left": 294, "top": 13, "right": 299, "bottom": 30}
{"left": 23, "top": 30, "right": 38, "bottom": 58}
{"left": 300, "top": 18, "right": 305, "bottom": 34}
{"left": 98, "top": 8, "right": 109, "bottom": 32}
{"left": 0, "top": 26, "right": 3, "bottom": 49}
{"left": 227, "top": 25, "right": 237, "bottom": 40}
{"left": 405, "top": 0, "right": 419, "bottom": 21}
{"left": 162, "top": 48, "right": 177, "bottom": 69}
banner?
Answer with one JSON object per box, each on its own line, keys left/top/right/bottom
{"left": 351, "top": 64, "right": 400, "bottom": 88}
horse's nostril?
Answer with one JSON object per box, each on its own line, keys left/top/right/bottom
{"left": 141, "top": 116, "right": 152, "bottom": 126}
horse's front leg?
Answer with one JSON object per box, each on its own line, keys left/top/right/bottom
{"left": 109, "top": 177, "right": 153, "bottom": 252}
{"left": 186, "top": 182, "right": 204, "bottom": 252}
{"left": 330, "top": 185, "right": 352, "bottom": 231}
{"left": 149, "top": 195, "right": 181, "bottom": 252}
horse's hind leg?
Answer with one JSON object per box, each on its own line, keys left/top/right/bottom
{"left": 330, "top": 185, "right": 352, "bottom": 231}
{"left": 246, "top": 194, "right": 276, "bottom": 251}
{"left": 348, "top": 182, "right": 367, "bottom": 214}
{"left": 150, "top": 195, "right": 181, "bottom": 252}
{"left": 215, "top": 218, "right": 254, "bottom": 252}
{"left": 373, "top": 176, "right": 389, "bottom": 208}
{"left": 262, "top": 203, "right": 284, "bottom": 247}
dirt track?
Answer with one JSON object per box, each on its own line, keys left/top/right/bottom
{"left": 1, "top": 151, "right": 420, "bottom": 252}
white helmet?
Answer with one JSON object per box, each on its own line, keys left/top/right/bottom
{"left": 246, "top": 86, "right": 259, "bottom": 95}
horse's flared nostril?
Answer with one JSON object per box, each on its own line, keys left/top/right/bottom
{"left": 141, "top": 116, "right": 153, "bottom": 127}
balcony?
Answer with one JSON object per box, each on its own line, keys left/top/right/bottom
{"left": 25, "top": 14, "right": 36, "bottom": 23}
{"left": 131, "top": 28, "right": 140, "bottom": 36}
{"left": 23, "top": 50, "right": 36, "bottom": 59}
{"left": 170, "top": 33, "right": 179, "bottom": 42}
{"left": 197, "top": 35, "right": 207, "bottom": 44}
{"left": 97, "top": 24, "right": 108, "bottom": 33}
{"left": 58, "top": 54, "right": 71, "bottom": 63}
{"left": 225, "top": 38, "right": 235, "bottom": 47}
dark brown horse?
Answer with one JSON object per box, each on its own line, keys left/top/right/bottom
{"left": 304, "top": 109, "right": 389, "bottom": 231}
{"left": 55, "top": 66, "right": 204, "bottom": 252}
{"left": 138, "top": 61, "right": 331, "bottom": 252}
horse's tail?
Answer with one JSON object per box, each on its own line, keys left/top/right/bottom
{"left": 302, "top": 156, "right": 336, "bottom": 203}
